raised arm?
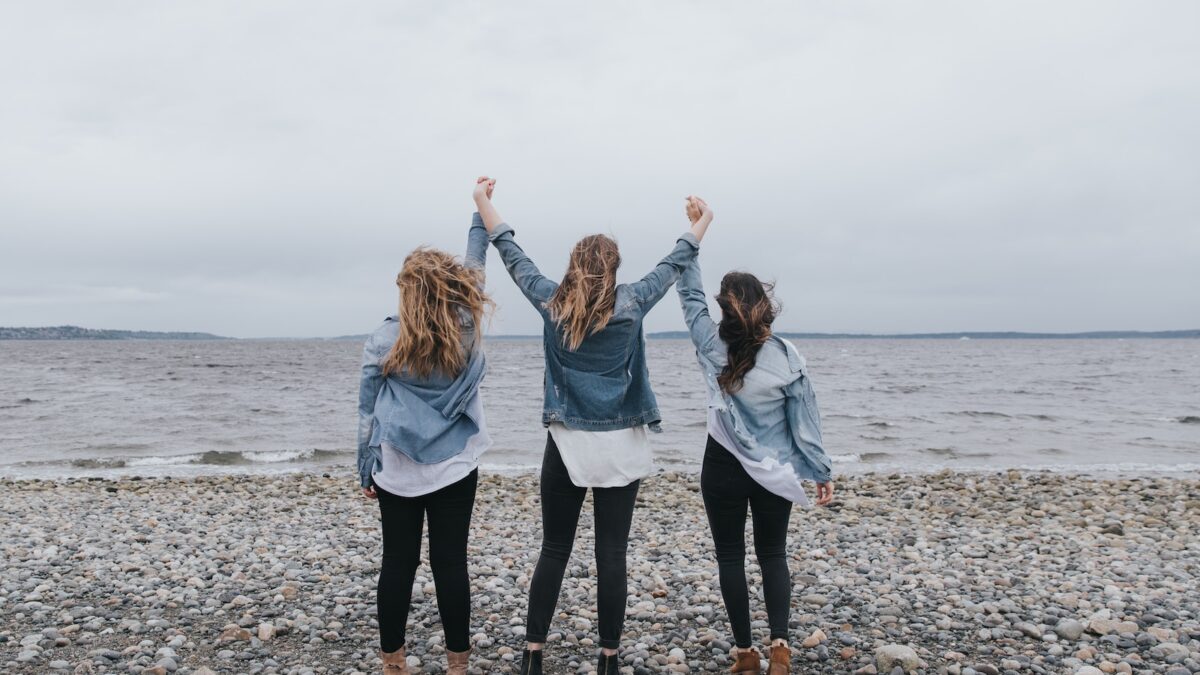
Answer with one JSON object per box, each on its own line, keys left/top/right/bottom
{"left": 465, "top": 213, "right": 488, "bottom": 272}
{"left": 629, "top": 195, "right": 712, "bottom": 309}
{"left": 676, "top": 257, "right": 720, "bottom": 358}
{"left": 475, "top": 178, "right": 558, "bottom": 308}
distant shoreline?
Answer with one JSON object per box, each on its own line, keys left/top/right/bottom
{"left": 3, "top": 325, "right": 1198, "bottom": 341}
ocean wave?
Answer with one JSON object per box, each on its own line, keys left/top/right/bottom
{"left": 918, "top": 447, "right": 996, "bottom": 459}
{"left": 1, "top": 397, "right": 42, "bottom": 408}
{"left": 1179, "top": 416, "right": 1200, "bottom": 424}
{"left": 952, "top": 410, "right": 1012, "bottom": 418}
{"left": 62, "top": 448, "right": 348, "bottom": 470}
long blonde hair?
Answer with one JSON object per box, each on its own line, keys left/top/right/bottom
{"left": 545, "top": 234, "right": 621, "bottom": 351}
{"left": 382, "top": 247, "right": 493, "bottom": 379}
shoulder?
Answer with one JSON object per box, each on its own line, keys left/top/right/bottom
{"left": 773, "top": 336, "right": 807, "bottom": 374}
{"left": 366, "top": 318, "right": 399, "bottom": 352}
{"left": 614, "top": 284, "right": 639, "bottom": 310}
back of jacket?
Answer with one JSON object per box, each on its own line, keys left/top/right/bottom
{"left": 489, "top": 223, "right": 700, "bottom": 431}
{"left": 676, "top": 259, "right": 832, "bottom": 483}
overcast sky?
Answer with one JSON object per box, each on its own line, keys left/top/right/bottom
{"left": 1, "top": 1, "right": 1197, "bottom": 338}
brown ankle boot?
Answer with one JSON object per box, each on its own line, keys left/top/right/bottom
{"left": 731, "top": 647, "right": 761, "bottom": 674}
{"left": 447, "top": 648, "right": 470, "bottom": 675}
{"left": 380, "top": 647, "right": 409, "bottom": 674}
{"left": 767, "top": 642, "right": 790, "bottom": 674}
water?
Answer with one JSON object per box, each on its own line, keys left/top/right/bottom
{"left": 1, "top": 339, "right": 1197, "bottom": 479}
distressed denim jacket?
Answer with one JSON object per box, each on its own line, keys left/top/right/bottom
{"left": 489, "top": 222, "right": 700, "bottom": 431}
{"left": 676, "top": 258, "right": 833, "bottom": 483}
{"left": 355, "top": 214, "right": 490, "bottom": 487}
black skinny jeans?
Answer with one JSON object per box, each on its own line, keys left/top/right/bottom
{"left": 700, "top": 436, "right": 793, "bottom": 647}
{"left": 526, "top": 434, "right": 640, "bottom": 650}
{"left": 375, "top": 469, "right": 478, "bottom": 653}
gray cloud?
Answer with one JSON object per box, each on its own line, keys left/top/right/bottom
{"left": 1, "top": 1, "right": 1197, "bottom": 337}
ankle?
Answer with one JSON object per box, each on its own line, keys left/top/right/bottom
{"left": 601, "top": 647, "right": 618, "bottom": 656}
{"left": 526, "top": 643, "right": 544, "bottom": 651}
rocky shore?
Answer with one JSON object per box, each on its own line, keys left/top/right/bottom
{"left": 2, "top": 471, "right": 1199, "bottom": 674}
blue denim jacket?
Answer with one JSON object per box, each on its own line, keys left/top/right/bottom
{"left": 489, "top": 223, "right": 700, "bottom": 431}
{"left": 676, "top": 258, "right": 833, "bottom": 483}
{"left": 355, "top": 214, "right": 490, "bottom": 487}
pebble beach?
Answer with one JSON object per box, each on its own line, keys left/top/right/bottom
{"left": 3, "top": 471, "right": 1199, "bottom": 675}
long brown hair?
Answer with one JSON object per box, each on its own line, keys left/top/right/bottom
{"left": 545, "top": 234, "right": 621, "bottom": 350}
{"left": 381, "top": 247, "right": 493, "bottom": 379}
{"left": 716, "top": 272, "right": 779, "bottom": 394}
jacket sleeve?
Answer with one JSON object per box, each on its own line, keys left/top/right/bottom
{"left": 464, "top": 212, "right": 489, "bottom": 289}
{"left": 676, "top": 257, "right": 721, "bottom": 359}
{"left": 356, "top": 333, "right": 385, "bottom": 488}
{"left": 630, "top": 233, "right": 700, "bottom": 311}
{"left": 784, "top": 373, "right": 833, "bottom": 483}
{"left": 488, "top": 223, "right": 558, "bottom": 308}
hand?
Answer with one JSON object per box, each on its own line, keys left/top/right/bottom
{"left": 685, "top": 195, "right": 713, "bottom": 242}
{"left": 362, "top": 486, "right": 377, "bottom": 500}
{"left": 815, "top": 481, "right": 834, "bottom": 506}
{"left": 473, "top": 176, "right": 496, "bottom": 201}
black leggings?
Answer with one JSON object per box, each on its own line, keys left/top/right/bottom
{"left": 526, "top": 434, "right": 640, "bottom": 650}
{"left": 700, "top": 436, "right": 793, "bottom": 647}
{"left": 375, "top": 469, "right": 478, "bottom": 653}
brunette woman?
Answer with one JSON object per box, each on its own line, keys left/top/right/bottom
{"left": 677, "top": 197, "right": 834, "bottom": 675}
{"left": 475, "top": 184, "right": 712, "bottom": 674}
{"left": 356, "top": 177, "right": 498, "bottom": 674}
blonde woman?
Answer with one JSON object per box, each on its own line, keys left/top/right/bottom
{"left": 356, "top": 177, "right": 497, "bottom": 674}
{"left": 475, "top": 185, "right": 712, "bottom": 675}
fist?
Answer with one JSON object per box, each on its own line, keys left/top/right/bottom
{"left": 473, "top": 176, "right": 496, "bottom": 200}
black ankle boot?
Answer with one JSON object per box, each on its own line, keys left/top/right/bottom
{"left": 519, "top": 649, "right": 543, "bottom": 675}
{"left": 597, "top": 651, "right": 620, "bottom": 674}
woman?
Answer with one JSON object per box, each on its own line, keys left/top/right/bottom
{"left": 474, "top": 184, "right": 712, "bottom": 674}
{"left": 356, "top": 177, "right": 498, "bottom": 675}
{"left": 676, "top": 196, "right": 834, "bottom": 675}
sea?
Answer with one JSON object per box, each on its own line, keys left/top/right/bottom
{"left": 1, "top": 338, "right": 1198, "bottom": 480}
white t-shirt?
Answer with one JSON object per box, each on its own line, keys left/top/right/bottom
{"left": 548, "top": 423, "right": 653, "bottom": 488}
{"left": 371, "top": 394, "right": 491, "bottom": 498}
{"left": 708, "top": 408, "right": 811, "bottom": 507}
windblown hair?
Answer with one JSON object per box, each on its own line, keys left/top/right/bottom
{"left": 381, "top": 247, "right": 493, "bottom": 379}
{"left": 716, "top": 272, "right": 780, "bottom": 394}
{"left": 545, "top": 234, "right": 621, "bottom": 351}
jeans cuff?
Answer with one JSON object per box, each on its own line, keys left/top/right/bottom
{"left": 525, "top": 632, "right": 547, "bottom": 644}
{"left": 600, "top": 638, "right": 621, "bottom": 650}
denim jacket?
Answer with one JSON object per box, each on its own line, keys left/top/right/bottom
{"left": 355, "top": 214, "right": 490, "bottom": 487}
{"left": 489, "top": 223, "right": 699, "bottom": 431}
{"left": 676, "top": 258, "right": 833, "bottom": 483}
